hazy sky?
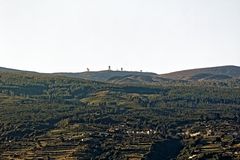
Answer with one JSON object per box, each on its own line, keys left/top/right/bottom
{"left": 0, "top": 0, "right": 239, "bottom": 73}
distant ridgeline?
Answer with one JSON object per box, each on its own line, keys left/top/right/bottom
{"left": 54, "top": 65, "right": 240, "bottom": 83}
{"left": 0, "top": 65, "right": 240, "bottom": 107}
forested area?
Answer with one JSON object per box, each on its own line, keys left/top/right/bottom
{"left": 0, "top": 72, "right": 240, "bottom": 159}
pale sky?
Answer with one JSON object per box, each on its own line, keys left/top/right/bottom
{"left": 0, "top": 0, "right": 240, "bottom": 74}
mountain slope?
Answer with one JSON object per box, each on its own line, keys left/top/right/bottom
{"left": 107, "top": 74, "right": 171, "bottom": 84}
{"left": 0, "top": 66, "right": 39, "bottom": 74}
{"left": 161, "top": 65, "right": 240, "bottom": 80}
{"left": 0, "top": 67, "right": 24, "bottom": 73}
{"left": 55, "top": 70, "right": 158, "bottom": 82}
{"left": 1, "top": 65, "right": 240, "bottom": 83}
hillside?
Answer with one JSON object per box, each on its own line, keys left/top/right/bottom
{"left": 55, "top": 70, "right": 158, "bottom": 82}
{"left": 161, "top": 65, "right": 240, "bottom": 80}
{"left": 1, "top": 65, "right": 240, "bottom": 83}
{"left": 0, "top": 66, "right": 40, "bottom": 75}
{"left": 0, "top": 67, "right": 240, "bottom": 159}
{"left": 56, "top": 66, "right": 240, "bottom": 83}
{"left": 107, "top": 74, "right": 172, "bottom": 84}
{"left": 0, "top": 67, "right": 25, "bottom": 73}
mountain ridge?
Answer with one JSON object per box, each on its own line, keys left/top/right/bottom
{"left": 1, "top": 65, "right": 240, "bottom": 82}
{"left": 54, "top": 70, "right": 158, "bottom": 82}
{"left": 161, "top": 65, "right": 240, "bottom": 80}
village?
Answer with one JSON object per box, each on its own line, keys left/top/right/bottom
{"left": 1, "top": 113, "right": 240, "bottom": 160}
{"left": 178, "top": 120, "right": 240, "bottom": 160}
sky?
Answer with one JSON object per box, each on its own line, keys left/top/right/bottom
{"left": 0, "top": 0, "right": 240, "bottom": 74}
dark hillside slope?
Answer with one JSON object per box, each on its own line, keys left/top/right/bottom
{"left": 0, "top": 67, "right": 41, "bottom": 76}
{"left": 161, "top": 65, "right": 240, "bottom": 80}
{"left": 0, "top": 67, "right": 27, "bottom": 73}
{"left": 1, "top": 67, "right": 240, "bottom": 159}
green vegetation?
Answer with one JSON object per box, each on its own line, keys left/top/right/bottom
{"left": 0, "top": 70, "right": 240, "bottom": 159}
